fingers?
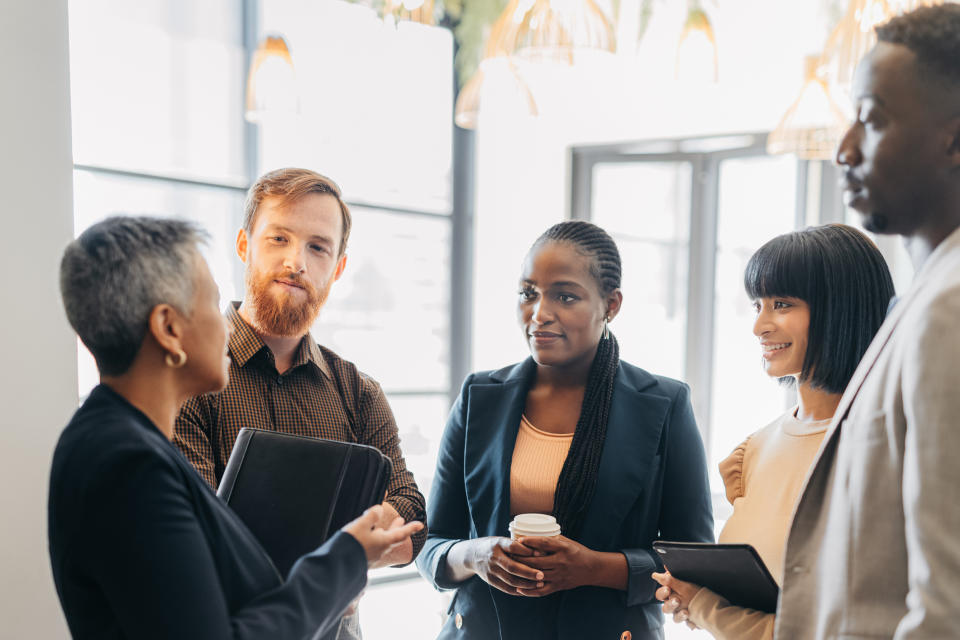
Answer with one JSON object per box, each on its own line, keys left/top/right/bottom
{"left": 651, "top": 570, "right": 672, "bottom": 587}
{"left": 495, "top": 553, "right": 544, "bottom": 583}
{"left": 655, "top": 585, "right": 672, "bottom": 602}
{"left": 517, "top": 536, "right": 564, "bottom": 553}
{"left": 672, "top": 609, "right": 690, "bottom": 624}
{"left": 382, "top": 521, "right": 423, "bottom": 545}
{"left": 497, "top": 538, "right": 537, "bottom": 557}
{"left": 662, "top": 595, "right": 682, "bottom": 615}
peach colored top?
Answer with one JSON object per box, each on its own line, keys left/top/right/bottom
{"left": 509, "top": 415, "right": 573, "bottom": 516}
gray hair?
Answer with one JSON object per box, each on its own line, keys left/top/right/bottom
{"left": 60, "top": 215, "right": 208, "bottom": 376}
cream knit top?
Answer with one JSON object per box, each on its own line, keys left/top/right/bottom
{"left": 687, "top": 408, "right": 830, "bottom": 640}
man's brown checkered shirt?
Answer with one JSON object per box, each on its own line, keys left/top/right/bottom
{"left": 174, "top": 303, "right": 427, "bottom": 559}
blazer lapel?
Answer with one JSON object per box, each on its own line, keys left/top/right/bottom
{"left": 463, "top": 360, "right": 534, "bottom": 538}
{"left": 578, "top": 365, "right": 668, "bottom": 548}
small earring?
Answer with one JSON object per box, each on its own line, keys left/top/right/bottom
{"left": 165, "top": 349, "right": 187, "bottom": 368}
{"left": 603, "top": 317, "right": 610, "bottom": 339}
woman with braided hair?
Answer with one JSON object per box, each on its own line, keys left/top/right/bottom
{"left": 417, "top": 220, "right": 714, "bottom": 639}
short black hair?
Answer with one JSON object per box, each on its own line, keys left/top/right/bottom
{"left": 744, "top": 224, "right": 894, "bottom": 394}
{"left": 876, "top": 4, "right": 960, "bottom": 87}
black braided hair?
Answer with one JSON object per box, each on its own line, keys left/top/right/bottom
{"left": 530, "top": 220, "right": 622, "bottom": 540}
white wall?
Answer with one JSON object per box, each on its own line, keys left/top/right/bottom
{"left": 0, "top": 0, "right": 77, "bottom": 636}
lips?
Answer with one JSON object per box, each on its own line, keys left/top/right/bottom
{"left": 274, "top": 279, "right": 305, "bottom": 291}
{"left": 761, "top": 342, "right": 791, "bottom": 358}
{"left": 530, "top": 330, "right": 563, "bottom": 344}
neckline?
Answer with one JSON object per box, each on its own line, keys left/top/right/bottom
{"left": 520, "top": 414, "right": 575, "bottom": 439}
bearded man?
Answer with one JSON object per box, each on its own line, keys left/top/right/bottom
{"left": 175, "top": 168, "right": 426, "bottom": 640}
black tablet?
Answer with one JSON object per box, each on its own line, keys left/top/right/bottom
{"left": 652, "top": 541, "right": 779, "bottom": 613}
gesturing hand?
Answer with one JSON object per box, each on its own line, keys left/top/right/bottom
{"left": 466, "top": 537, "right": 544, "bottom": 596}
{"left": 652, "top": 570, "right": 701, "bottom": 629}
{"left": 342, "top": 505, "right": 424, "bottom": 567}
{"left": 513, "top": 535, "right": 595, "bottom": 596}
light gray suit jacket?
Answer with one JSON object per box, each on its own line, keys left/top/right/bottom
{"left": 775, "top": 226, "right": 960, "bottom": 640}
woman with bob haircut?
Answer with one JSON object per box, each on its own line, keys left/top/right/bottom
{"left": 49, "top": 216, "right": 421, "bottom": 640}
{"left": 653, "top": 223, "right": 895, "bottom": 639}
{"left": 418, "top": 220, "right": 714, "bottom": 640}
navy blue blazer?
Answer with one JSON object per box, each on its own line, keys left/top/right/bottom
{"left": 48, "top": 385, "right": 367, "bottom": 640}
{"left": 417, "top": 359, "right": 714, "bottom": 639}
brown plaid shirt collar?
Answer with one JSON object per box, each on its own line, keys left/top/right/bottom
{"left": 226, "top": 302, "right": 332, "bottom": 379}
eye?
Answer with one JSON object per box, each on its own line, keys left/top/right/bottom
{"left": 310, "top": 244, "right": 329, "bottom": 254}
{"left": 269, "top": 235, "right": 286, "bottom": 243}
{"left": 557, "top": 293, "right": 578, "bottom": 304}
{"left": 774, "top": 300, "right": 792, "bottom": 310}
{"left": 752, "top": 301, "right": 761, "bottom": 313}
{"left": 518, "top": 288, "right": 537, "bottom": 302}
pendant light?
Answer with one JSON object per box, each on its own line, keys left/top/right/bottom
{"left": 245, "top": 36, "right": 298, "bottom": 123}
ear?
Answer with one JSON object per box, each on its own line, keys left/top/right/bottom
{"left": 605, "top": 289, "right": 623, "bottom": 321}
{"left": 236, "top": 228, "right": 248, "bottom": 263}
{"left": 332, "top": 253, "right": 347, "bottom": 282}
{"left": 146, "top": 303, "right": 186, "bottom": 355}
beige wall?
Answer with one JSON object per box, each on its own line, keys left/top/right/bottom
{"left": 0, "top": 0, "right": 77, "bottom": 636}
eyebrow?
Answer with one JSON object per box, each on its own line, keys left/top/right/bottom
{"left": 522, "top": 279, "right": 586, "bottom": 289}
{"left": 264, "top": 224, "right": 334, "bottom": 244}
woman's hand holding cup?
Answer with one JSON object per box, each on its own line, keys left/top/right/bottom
{"left": 465, "top": 536, "right": 545, "bottom": 595}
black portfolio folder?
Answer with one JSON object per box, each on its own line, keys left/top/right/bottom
{"left": 652, "top": 541, "right": 780, "bottom": 613}
{"left": 218, "top": 427, "right": 392, "bottom": 577}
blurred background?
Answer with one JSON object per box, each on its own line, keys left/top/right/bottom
{"left": 2, "top": 0, "right": 948, "bottom": 637}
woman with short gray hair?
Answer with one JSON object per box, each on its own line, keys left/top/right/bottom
{"left": 49, "top": 215, "right": 421, "bottom": 639}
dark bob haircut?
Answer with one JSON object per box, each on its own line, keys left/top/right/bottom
{"left": 744, "top": 224, "right": 895, "bottom": 394}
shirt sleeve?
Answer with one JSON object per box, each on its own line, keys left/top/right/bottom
{"left": 416, "top": 375, "right": 473, "bottom": 590}
{"left": 687, "top": 587, "right": 775, "bottom": 640}
{"left": 82, "top": 447, "right": 367, "bottom": 640}
{"left": 357, "top": 375, "right": 427, "bottom": 562}
{"left": 718, "top": 436, "right": 751, "bottom": 506}
{"left": 173, "top": 394, "right": 219, "bottom": 489}
{"left": 623, "top": 382, "right": 715, "bottom": 606}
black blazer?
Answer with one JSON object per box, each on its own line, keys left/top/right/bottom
{"left": 417, "top": 359, "right": 715, "bottom": 639}
{"left": 48, "top": 385, "right": 367, "bottom": 640}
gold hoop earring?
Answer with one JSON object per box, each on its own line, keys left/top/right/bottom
{"left": 164, "top": 349, "right": 187, "bottom": 368}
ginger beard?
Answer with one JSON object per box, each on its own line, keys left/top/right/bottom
{"left": 244, "top": 264, "right": 334, "bottom": 337}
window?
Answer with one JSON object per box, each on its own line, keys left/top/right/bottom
{"left": 68, "top": 0, "right": 249, "bottom": 399}
{"left": 571, "top": 135, "right": 819, "bottom": 498}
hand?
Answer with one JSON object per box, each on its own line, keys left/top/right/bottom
{"left": 368, "top": 502, "right": 414, "bottom": 568}
{"left": 652, "top": 570, "right": 701, "bottom": 628}
{"left": 342, "top": 505, "right": 423, "bottom": 567}
{"left": 463, "top": 537, "right": 544, "bottom": 596}
{"left": 513, "top": 535, "right": 596, "bottom": 596}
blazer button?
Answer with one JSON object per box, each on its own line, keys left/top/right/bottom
{"left": 620, "top": 632, "right": 631, "bottom": 640}
{"left": 455, "top": 613, "right": 463, "bottom": 629}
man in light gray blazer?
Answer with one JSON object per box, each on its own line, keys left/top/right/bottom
{"left": 776, "top": 5, "right": 960, "bottom": 639}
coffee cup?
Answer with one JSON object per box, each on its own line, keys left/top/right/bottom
{"left": 508, "top": 513, "right": 561, "bottom": 540}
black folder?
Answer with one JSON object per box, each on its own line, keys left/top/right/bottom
{"left": 652, "top": 541, "right": 780, "bottom": 613}
{"left": 218, "top": 427, "right": 392, "bottom": 577}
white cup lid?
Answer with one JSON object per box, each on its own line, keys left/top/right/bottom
{"left": 509, "top": 513, "right": 561, "bottom": 535}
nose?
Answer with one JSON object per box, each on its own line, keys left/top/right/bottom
{"left": 282, "top": 243, "right": 306, "bottom": 274}
{"left": 835, "top": 122, "right": 862, "bottom": 168}
{"left": 531, "top": 298, "right": 553, "bottom": 325}
{"left": 753, "top": 306, "right": 772, "bottom": 338}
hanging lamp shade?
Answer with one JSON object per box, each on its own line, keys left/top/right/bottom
{"left": 454, "top": 0, "right": 538, "bottom": 129}
{"left": 675, "top": 2, "right": 718, "bottom": 82}
{"left": 513, "top": 0, "right": 616, "bottom": 64}
{"left": 245, "top": 36, "right": 298, "bottom": 123}
{"left": 819, "top": 0, "right": 945, "bottom": 89}
{"left": 767, "top": 56, "right": 849, "bottom": 160}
